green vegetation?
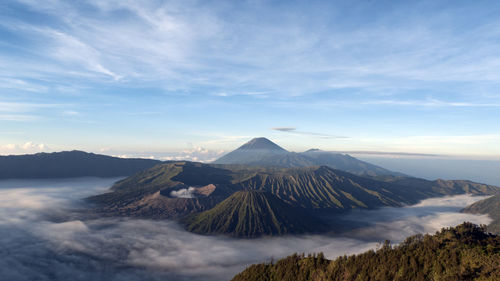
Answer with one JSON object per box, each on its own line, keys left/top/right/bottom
{"left": 88, "top": 162, "right": 423, "bottom": 219}
{"left": 88, "top": 161, "right": 500, "bottom": 236}
{"left": 96, "top": 162, "right": 498, "bottom": 212}
{"left": 232, "top": 223, "right": 500, "bottom": 281}
{"left": 182, "top": 190, "right": 325, "bottom": 237}
{"left": 464, "top": 195, "right": 500, "bottom": 234}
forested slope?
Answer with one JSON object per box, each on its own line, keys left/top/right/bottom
{"left": 232, "top": 223, "right": 500, "bottom": 281}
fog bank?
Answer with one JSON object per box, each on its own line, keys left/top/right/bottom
{"left": 0, "top": 178, "right": 492, "bottom": 281}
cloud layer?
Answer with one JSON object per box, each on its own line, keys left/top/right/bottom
{"left": 0, "top": 178, "right": 492, "bottom": 281}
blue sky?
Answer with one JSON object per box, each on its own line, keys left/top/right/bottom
{"left": 1, "top": 0, "right": 500, "bottom": 161}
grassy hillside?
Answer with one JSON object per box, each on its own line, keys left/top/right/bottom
{"left": 232, "top": 223, "right": 500, "bottom": 281}
{"left": 182, "top": 190, "right": 325, "bottom": 237}
{"left": 463, "top": 194, "right": 500, "bottom": 234}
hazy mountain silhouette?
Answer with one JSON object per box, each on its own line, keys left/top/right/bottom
{"left": 0, "top": 150, "right": 160, "bottom": 179}
{"left": 213, "top": 137, "right": 402, "bottom": 176}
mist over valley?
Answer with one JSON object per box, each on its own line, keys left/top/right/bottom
{"left": 0, "top": 177, "right": 492, "bottom": 281}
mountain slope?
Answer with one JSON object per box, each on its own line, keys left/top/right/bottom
{"left": 214, "top": 137, "right": 288, "bottom": 165}
{"left": 301, "top": 150, "right": 402, "bottom": 176}
{"left": 89, "top": 162, "right": 500, "bottom": 222}
{"left": 237, "top": 137, "right": 288, "bottom": 151}
{"left": 0, "top": 150, "right": 161, "bottom": 179}
{"left": 182, "top": 190, "right": 325, "bottom": 237}
{"left": 213, "top": 137, "right": 401, "bottom": 176}
{"left": 89, "top": 163, "right": 421, "bottom": 218}
{"left": 87, "top": 162, "right": 237, "bottom": 218}
{"left": 374, "top": 176, "right": 500, "bottom": 196}
{"left": 237, "top": 166, "right": 431, "bottom": 209}
{"left": 232, "top": 223, "right": 500, "bottom": 281}
{"left": 463, "top": 195, "right": 500, "bottom": 234}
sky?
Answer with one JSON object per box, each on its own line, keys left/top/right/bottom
{"left": 1, "top": 0, "right": 500, "bottom": 161}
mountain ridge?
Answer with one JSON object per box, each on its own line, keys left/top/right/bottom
{"left": 213, "top": 137, "right": 403, "bottom": 177}
{"left": 463, "top": 194, "right": 500, "bottom": 234}
{"left": 0, "top": 150, "right": 161, "bottom": 179}
{"left": 88, "top": 161, "right": 500, "bottom": 232}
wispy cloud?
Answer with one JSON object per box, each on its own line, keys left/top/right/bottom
{"left": 0, "top": 101, "right": 60, "bottom": 112}
{"left": 271, "top": 127, "right": 347, "bottom": 139}
{"left": 61, "top": 110, "right": 79, "bottom": 116}
{"left": 364, "top": 99, "right": 500, "bottom": 108}
{"left": 1, "top": 1, "right": 500, "bottom": 156}
{"left": 0, "top": 77, "right": 47, "bottom": 92}
{"left": 0, "top": 114, "right": 37, "bottom": 121}
{"left": 0, "top": 101, "right": 70, "bottom": 122}
{"left": 3, "top": 0, "right": 500, "bottom": 99}
{"left": 45, "top": 29, "right": 122, "bottom": 80}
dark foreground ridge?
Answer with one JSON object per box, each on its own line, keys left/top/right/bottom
{"left": 231, "top": 222, "right": 500, "bottom": 281}
{"left": 0, "top": 150, "right": 161, "bottom": 179}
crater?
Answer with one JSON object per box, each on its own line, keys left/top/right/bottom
{"left": 161, "top": 184, "right": 217, "bottom": 198}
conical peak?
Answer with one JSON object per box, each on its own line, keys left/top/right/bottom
{"left": 238, "top": 137, "right": 287, "bottom": 151}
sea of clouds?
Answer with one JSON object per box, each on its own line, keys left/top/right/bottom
{"left": 0, "top": 178, "right": 492, "bottom": 281}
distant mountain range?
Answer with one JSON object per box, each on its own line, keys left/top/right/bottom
{"left": 231, "top": 223, "right": 500, "bottom": 280}
{"left": 89, "top": 161, "right": 500, "bottom": 237}
{"left": 0, "top": 138, "right": 398, "bottom": 179}
{"left": 0, "top": 150, "right": 160, "bottom": 179}
{"left": 213, "top": 137, "right": 403, "bottom": 176}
